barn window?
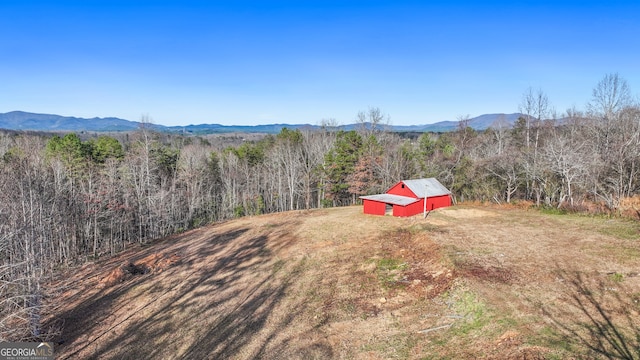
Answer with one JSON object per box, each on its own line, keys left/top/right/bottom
{"left": 401, "top": 184, "right": 405, "bottom": 188}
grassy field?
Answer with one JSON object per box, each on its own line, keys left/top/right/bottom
{"left": 44, "top": 205, "right": 640, "bottom": 359}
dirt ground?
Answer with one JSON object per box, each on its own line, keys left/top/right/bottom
{"left": 43, "top": 205, "right": 640, "bottom": 359}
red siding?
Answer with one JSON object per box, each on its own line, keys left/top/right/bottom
{"left": 392, "top": 204, "right": 405, "bottom": 217}
{"left": 390, "top": 196, "right": 451, "bottom": 217}
{"left": 386, "top": 182, "right": 418, "bottom": 198}
{"left": 395, "top": 200, "right": 421, "bottom": 217}
{"left": 426, "top": 195, "right": 451, "bottom": 210}
{"left": 363, "top": 199, "right": 386, "bottom": 215}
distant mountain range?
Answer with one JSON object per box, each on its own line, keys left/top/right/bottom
{"left": 0, "top": 111, "right": 523, "bottom": 134}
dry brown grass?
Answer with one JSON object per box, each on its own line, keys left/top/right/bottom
{"left": 620, "top": 195, "right": 640, "bottom": 219}
{"left": 43, "top": 205, "right": 640, "bottom": 359}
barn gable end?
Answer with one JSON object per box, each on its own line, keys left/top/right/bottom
{"left": 386, "top": 182, "right": 418, "bottom": 198}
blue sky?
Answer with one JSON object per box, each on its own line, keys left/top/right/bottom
{"left": 1, "top": 1, "right": 639, "bottom": 126}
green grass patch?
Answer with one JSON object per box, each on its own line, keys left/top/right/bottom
{"left": 608, "top": 272, "right": 624, "bottom": 282}
{"left": 528, "top": 325, "right": 578, "bottom": 356}
{"left": 423, "top": 288, "right": 497, "bottom": 357}
{"left": 598, "top": 220, "right": 640, "bottom": 240}
{"left": 339, "top": 300, "right": 357, "bottom": 315}
{"left": 539, "top": 206, "right": 568, "bottom": 216}
{"left": 495, "top": 316, "right": 519, "bottom": 328}
{"left": 376, "top": 258, "right": 408, "bottom": 272}
{"left": 536, "top": 208, "right": 640, "bottom": 241}
{"left": 374, "top": 258, "right": 408, "bottom": 288}
{"left": 261, "top": 223, "right": 278, "bottom": 229}
{"left": 450, "top": 290, "right": 489, "bottom": 335}
{"left": 271, "top": 259, "right": 286, "bottom": 275}
{"left": 408, "top": 222, "right": 448, "bottom": 234}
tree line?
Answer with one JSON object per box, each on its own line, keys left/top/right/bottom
{"left": 1, "top": 73, "right": 639, "bottom": 341}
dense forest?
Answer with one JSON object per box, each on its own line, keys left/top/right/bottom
{"left": 1, "top": 73, "right": 639, "bottom": 341}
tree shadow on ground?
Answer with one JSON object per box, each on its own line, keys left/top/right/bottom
{"left": 541, "top": 270, "right": 640, "bottom": 359}
{"left": 48, "top": 217, "right": 333, "bottom": 359}
{"left": 45, "top": 228, "right": 249, "bottom": 353}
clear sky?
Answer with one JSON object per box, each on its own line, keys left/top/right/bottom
{"left": 1, "top": 0, "right": 639, "bottom": 126}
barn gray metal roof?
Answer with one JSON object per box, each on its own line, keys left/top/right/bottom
{"left": 400, "top": 178, "right": 451, "bottom": 198}
{"left": 359, "top": 194, "right": 420, "bottom": 206}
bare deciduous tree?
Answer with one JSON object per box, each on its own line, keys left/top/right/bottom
{"left": 356, "top": 107, "right": 390, "bottom": 137}
{"left": 588, "top": 73, "right": 632, "bottom": 121}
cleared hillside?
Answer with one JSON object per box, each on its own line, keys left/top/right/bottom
{"left": 44, "top": 206, "right": 640, "bottom": 359}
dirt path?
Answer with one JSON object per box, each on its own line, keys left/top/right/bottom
{"left": 44, "top": 205, "right": 640, "bottom": 359}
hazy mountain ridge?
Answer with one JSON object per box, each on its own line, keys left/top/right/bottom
{"left": 0, "top": 111, "right": 523, "bottom": 134}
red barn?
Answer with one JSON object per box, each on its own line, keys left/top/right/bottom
{"left": 360, "top": 178, "right": 451, "bottom": 217}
